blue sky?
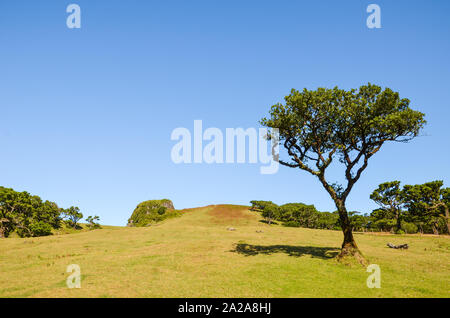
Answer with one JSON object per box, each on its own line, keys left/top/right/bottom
{"left": 1, "top": 0, "right": 449, "bottom": 226}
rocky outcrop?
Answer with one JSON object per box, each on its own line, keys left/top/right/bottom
{"left": 127, "top": 199, "right": 176, "bottom": 227}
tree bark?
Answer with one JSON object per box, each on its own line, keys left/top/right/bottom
{"left": 395, "top": 209, "right": 401, "bottom": 233}
{"left": 0, "top": 218, "right": 9, "bottom": 238}
{"left": 335, "top": 200, "right": 366, "bottom": 265}
{"left": 432, "top": 222, "right": 439, "bottom": 235}
{"left": 317, "top": 174, "right": 366, "bottom": 264}
{"left": 444, "top": 206, "right": 450, "bottom": 235}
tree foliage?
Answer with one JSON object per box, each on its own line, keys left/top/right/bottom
{"left": 86, "top": 215, "right": 101, "bottom": 230}
{"left": 0, "top": 187, "right": 62, "bottom": 238}
{"left": 261, "top": 203, "right": 279, "bottom": 225}
{"left": 370, "top": 181, "right": 404, "bottom": 232}
{"left": 368, "top": 180, "right": 449, "bottom": 234}
{"left": 250, "top": 200, "right": 275, "bottom": 212}
{"left": 250, "top": 200, "right": 343, "bottom": 230}
{"left": 402, "top": 181, "right": 449, "bottom": 235}
{"left": 278, "top": 203, "right": 319, "bottom": 228}
{"left": 63, "top": 206, "right": 83, "bottom": 229}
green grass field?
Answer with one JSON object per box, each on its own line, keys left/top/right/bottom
{"left": 0, "top": 205, "right": 449, "bottom": 298}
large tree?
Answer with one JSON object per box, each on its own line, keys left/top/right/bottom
{"left": 370, "top": 181, "right": 405, "bottom": 232}
{"left": 402, "top": 181, "right": 450, "bottom": 235}
{"left": 63, "top": 206, "right": 83, "bottom": 229}
{"left": 278, "top": 203, "right": 319, "bottom": 228}
{"left": 260, "top": 83, "right": 425, "bottom": 262}
{"left": 0, "top": 186, "right": 62, "bottom": 237}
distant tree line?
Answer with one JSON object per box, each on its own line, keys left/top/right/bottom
{"left": 250, "top": 200, "right": 342, "bottom": 230}
{"left": 0, "top": 186, "right": 100, "bottom": 238}
{"left": 251, "top": 180, "right": 449, "bottom": 235}
{"left": 370, "top": 180, "right": 449, "bottom": 235}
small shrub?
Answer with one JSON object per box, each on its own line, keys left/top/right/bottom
{"left": 157, "top": 206, "right": 167, "bottom": 215}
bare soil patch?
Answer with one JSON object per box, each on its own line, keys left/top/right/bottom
{"left": 207, "top": 204, "right": 253, "bottom": 223}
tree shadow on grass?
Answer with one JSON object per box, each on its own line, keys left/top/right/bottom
{"left": 232, "top": 243, "right": 340, "bottom": 259}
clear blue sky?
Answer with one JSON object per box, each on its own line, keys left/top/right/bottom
{"left": 1, "top": 1, "right": 449, "bottom": 226}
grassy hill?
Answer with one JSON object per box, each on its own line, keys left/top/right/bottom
{"left": 0, "top": 204, "right": 449, "bottom": 297}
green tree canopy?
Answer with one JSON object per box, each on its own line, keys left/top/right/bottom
{"left": 63, "top": 206, "right": 83, "bottom": 229}
{"left": 261, "top": 203, "right": 280, "bottom": 225}
{"left": 86, "top": 215, "right": 101, "bottom": 230}
{"left": 278, "top": 203, "right": 319, "bottom": 228}
{"left": 250, "top": 200, "right": 274, "bottom": 212}
{"left": 403, "top": 181, "right": 449, "bottom": 235}
{"left": 0, "top": 186, "right": 62, "bottom": 237}
{"left": 370, "top": 181, "right": 405, "bottom": 232}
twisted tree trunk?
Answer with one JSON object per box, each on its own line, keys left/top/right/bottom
{"left": 0, "top": 218, "right": 10, "bottom": 238}
{"left": 395, "top": 209, "right": 402, "bottom": 233}
{"left": 444, "top": 205, "right": 450, "bottom": 235}
{"left": 432, "top": 222, "right": 439, "bottom": 235}
{"left": 335, "top": 200, "right": 366, "bottom": 265}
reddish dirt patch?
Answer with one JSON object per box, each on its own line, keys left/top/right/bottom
{"left": 207, "top": 205, "right": 253, "bottom": 223}
{"left": 177, "top": 207, "right": 201, "bottom": 213}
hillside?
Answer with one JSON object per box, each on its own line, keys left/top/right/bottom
{"left": 0, "top": 204, "right": 449, "bottom": 297}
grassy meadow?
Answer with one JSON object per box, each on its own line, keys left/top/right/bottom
{"left": 0, "top": 205, "right": 449, "bottom": 298}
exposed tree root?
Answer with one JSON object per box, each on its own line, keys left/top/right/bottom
{"left": 336, "top": 243, "right": 367, "bottom": 266}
